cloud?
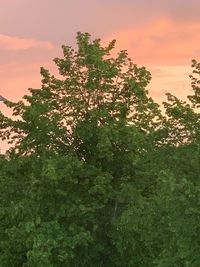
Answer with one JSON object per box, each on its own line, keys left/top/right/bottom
{"left": 0, "top": 0, "right": 200, "bottom": 45}
{"left": 103, "top": 18, "right": 200, "bottom": 66}
{"left": 148, "top": 64, "right": 192, "bottom": 102}
{"left": 0, "top": 34, "right": 54, "bottom": 51}
{"left": 0, "top": 56, "right": 61, "bottom": 102}
{"left": 0, "top": 36, "right": 60, "bottom": 102}
{"left": 102, "top": 17, "right": 198, "bottom": 102}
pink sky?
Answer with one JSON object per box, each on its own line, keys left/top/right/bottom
{"left": 1, "top": 0, "right": 200, "bottom": 152}
{"left": 0, "top": 1, "right": 200, "bottom": 124}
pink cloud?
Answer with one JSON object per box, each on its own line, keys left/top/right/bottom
{"left": 0, "top": 59, "right": 59, "bottom": 102}
{"left": 0, "top": 34, "right": 54, "bottom": 51}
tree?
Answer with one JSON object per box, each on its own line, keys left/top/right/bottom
{"left": 0, "top": 32, "right": 164, "bottom": 266}
{"left": 146, "top": 59, "right": 200, "bottom": 267}
{"left": 1, "top": 32, "right": 200, "bottom": 266}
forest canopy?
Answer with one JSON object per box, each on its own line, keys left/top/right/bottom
{"left": 0, "top": 32, "right": 200, "bottom": 266}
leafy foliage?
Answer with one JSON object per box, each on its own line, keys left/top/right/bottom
{"left": 0, "top": 32, "right": 200, "bottom": 266}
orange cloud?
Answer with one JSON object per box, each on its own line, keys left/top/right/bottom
{"left": 103, "top": 18, "right": 200, "bottom": 66}
{"left": 0, "top": 34, "right": 54, "bottom": 51}
{"left": 102, "top": 19, "right": 198, "bottom": 103}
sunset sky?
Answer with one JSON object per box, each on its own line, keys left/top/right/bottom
{"left": 0, "top": 0, "right": 200, "bottom": 104}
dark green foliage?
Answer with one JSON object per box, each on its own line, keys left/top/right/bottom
{"left": 0, "top": 32, "right": 200, "bottom": 266}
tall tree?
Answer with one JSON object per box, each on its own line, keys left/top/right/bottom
{"left": 0, "top": 32, "right": 164, "bottom": 266}
{"left": 3, "top": 33, "right": 200, "bottom": 266}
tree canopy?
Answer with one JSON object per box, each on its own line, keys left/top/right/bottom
{"left": 0, "top": 32, "right": 200, "bottom": 266}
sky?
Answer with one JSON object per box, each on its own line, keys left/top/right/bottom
{"left": 0, "top": 0, "right": 200, "bottom": 111}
